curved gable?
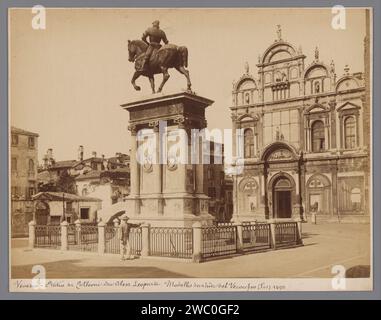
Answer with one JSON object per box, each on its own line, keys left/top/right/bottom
{"left": 304, "top": 63, "right": 329, "bottom": 79}
{"left": 336, "top": 76, "right": 360, "bottom": 92}
{"left": 262, "top": 41, "right": 297, "bottom": 64}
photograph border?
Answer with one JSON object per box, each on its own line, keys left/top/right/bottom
{"left": 1, "top": 0, "right": 380, "bottom": 300}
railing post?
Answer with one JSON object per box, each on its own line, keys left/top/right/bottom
{"left": 235, "top": 223, "right": 244, "bottom": 253}
{"left": 295, "top": 218, "right": 303, "bottom": 245}
{"left": 60, "top": 220, "right": 68, "bottom": 251}
{"left": 28, "top": 220, "right": 36, "bottom": 249}
{"left": 141, "top": 223, "right": 150, "bottom": 257}
{"left": 269, "top": 219, "right": 277, "bottom": 250}
{"left": 75, "top": 219, "right": 81, "bottom": 245}
{"left": 98, "top": 221, "right": 106, "bottom": 254}
{"left": 192, "top": 221, "right": 203, "bottom": 263}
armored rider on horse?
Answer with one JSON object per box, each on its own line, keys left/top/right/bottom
{"left": 127, "top": 20, "right": 192, "bottom": 93}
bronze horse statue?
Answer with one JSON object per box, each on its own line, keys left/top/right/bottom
{"left": 127, "top": 40, "right": 192, "bottom": 93}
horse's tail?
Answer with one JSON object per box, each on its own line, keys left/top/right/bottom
{"left": 179, "top": 46, "right": 188, "bottom": 68}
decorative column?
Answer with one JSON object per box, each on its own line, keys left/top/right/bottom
{"left": 306, "top": 126, "right": 311, "bottom": 152}
{"left": 174, "top": 116, "right": 189, "bottom": 194}
{"left": 332, "top": 163, "right": 338, "bottom": 218}
{"left": 97, "top": 221, "right": 106, "bottom": 254}
{"left": 269, "top": 219, "right": 277, "bottom": 250}
{"left": 300, "top": 166, "right": 307, "bottom": 221}
{"left": 324, "top": 119, "right": 330, "bottom": 150}
{"left": 355, "top": 112, "right": 360, "bottom": 147}
{"left": 338, "top": 114, "right": 343, "bottom": 149}
{"left": 235, "top": 223, "right": 244, "bottom": 253}
{"left": 231, "top": 114, "right": 237, "bottom": 158}
{"left": 192, "top": 221, "right": 203, "bottom": 262}
{"left": 232, "top": 174, "right": 239, "bottom": 217}
{"left": 150, "top": 120, "right": 164, "bottom": 214}
{"left": 28, "top": 220, "right": 36, "bottom": 249}
{"left": 128, "top": 124, "right": 141, "bottom": 214}
{"left": 60, "top": 220, "right": 68, "bottom": 251}
{"left": 329, "top": 100, "right": 337, "bottom": 149}
{"left": 141, "top": 223, "right": 150, "bottom": 257}
{"left": 295, "top": 217, "right": 303, "bottom": 244}
{"left": 74, "top": 219, "right": 81, "bottom": 246}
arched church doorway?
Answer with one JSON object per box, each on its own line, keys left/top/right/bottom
{"left": 273, "top": 177, "right": 293, "bottom": 218}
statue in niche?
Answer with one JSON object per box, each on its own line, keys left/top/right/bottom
{"left": 314, "top": 81, "right": 320, "bottom": 93}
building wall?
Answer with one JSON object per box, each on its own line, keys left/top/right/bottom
{"left": 231, "top": 35, "right": 370, "bottom": 222}
{"left": 76, "top": 178, "right": 129, "bottom": 209}
{"left": 11, "top": 129, "right": 38, "bottom": 199}
{"left": 10, "top": 128, "right": 39, "bottom": 236}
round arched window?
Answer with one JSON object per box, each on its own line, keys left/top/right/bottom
{"left": 312, "top": 120, "right": 325, "bottom": 152}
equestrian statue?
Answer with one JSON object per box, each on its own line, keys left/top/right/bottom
{"left": 127, "top": 20, "right": 192, "bottom": 93}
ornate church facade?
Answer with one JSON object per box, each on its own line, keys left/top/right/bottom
{"left": 230, "top": 26, "right": 370, "bottom": 223}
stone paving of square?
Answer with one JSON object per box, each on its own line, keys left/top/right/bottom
{"left": 11, "top": 222, "right": 371, "bottom": 279}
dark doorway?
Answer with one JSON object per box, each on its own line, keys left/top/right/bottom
{"left": 273, "top": 177, "right": 293, "bottom": 218}
{"left": 274, "top": 190, "right": 292, "bottom": 218}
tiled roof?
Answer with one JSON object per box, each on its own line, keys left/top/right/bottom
{"left": 75, "top": 168, "right": 130, "bottom": 181}
{"left": 50, "top": 160, "right": 78, "bottom": 169}
{"left": 11, "top": 126, "right": 39, "bottom": 137}
{"left": 75, "top": 170, "right": 103, "bottom": 181}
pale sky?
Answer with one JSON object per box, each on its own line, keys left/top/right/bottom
{"left": 9, "top": 8, "right": 367, "bottom": 163}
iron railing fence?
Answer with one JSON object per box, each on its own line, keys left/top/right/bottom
{"left": 105, "top": 226, "right": 142, "bottom": 256}
{"left": 105, "top": 226, "right": 119, "bottom": 254}
{"left": 242, "top": 223, "right": 271, "bottom": 251}
{"left": 35, "top": 225, "right": 61, "bottom": 249}
{"left": 275, "top": 222, "right": 299, "bottom": 247}
{"left": 201, "top": 225, "right": 237, "bottom": 259}
{"left": 150, "top": 227, "right": 193, "bottom": 259}
{"left": 68, "top": 224, "right": 98, "bottom": 252}
{"left": 129, "top": 227, "right": 142, "bottom": 256}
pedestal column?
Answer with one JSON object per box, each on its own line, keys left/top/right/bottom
{"left": 151, "top": 122, "right": 164, "bottom": 214}
{"left": 128, "top": 125, "right": 141, "bottom": 215}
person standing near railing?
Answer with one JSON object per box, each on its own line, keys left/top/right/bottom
{"left": 118, "top": 214, "right": 143, "bottom": 261}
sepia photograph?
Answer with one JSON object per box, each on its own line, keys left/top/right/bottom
{"left": 8, "top": 7, "right": 372, "bottom": 293}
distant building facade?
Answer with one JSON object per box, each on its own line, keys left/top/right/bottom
{"left": 36, "top": 146, "right": 131, "bottom": 223}
{"left": 203, "top": 141, "right": 233, "bottom": 222}
{"left": 10, "top": 126, "right": 39, "bottom": 236}
{"left": 32, "top": 192, "right": 101, "bottom": 225}
{"left": 75, "top": 168, "right": 130, "bottom": 208}
{"left": 230, "top": 27, "right": 370, "bottom": 223}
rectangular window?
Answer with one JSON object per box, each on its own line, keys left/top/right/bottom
{"left": 80, "top": 207, "right": 90, "bottom": 220}
{"left": 50, "top": 216, "right": 61, "bottom": 225}
{"left": 28, "top": 137, "right": 35, "bottom": 148}
{"left": 11, "top": 134, "right": 18, "bottom": 146}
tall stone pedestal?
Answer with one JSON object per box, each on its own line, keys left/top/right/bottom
{"left": 121, "top": 91, "right": 215, "bottom": 227}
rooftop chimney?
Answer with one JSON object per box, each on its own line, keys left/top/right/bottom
{"left": 78, "top": 145, "right": 84, "bottom": 161}
{"left": 92, "top": 151, "right": 97, "bottom": 158}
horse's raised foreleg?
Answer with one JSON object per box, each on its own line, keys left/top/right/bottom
{"left": 148, "top": 75, "right": 155, "bottom": 94}
{"left": 176, "top": 66, "right": 192, "bottom": 91}
{"left": 157, "top": 67, "right": 170, "bottom": 93}
{"left": 131, "top": 71, "right": 142, "bottom": 91}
